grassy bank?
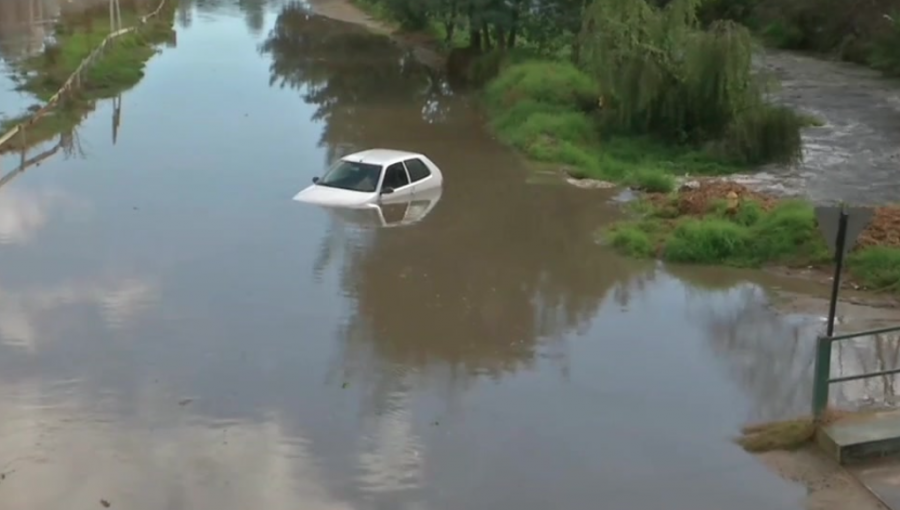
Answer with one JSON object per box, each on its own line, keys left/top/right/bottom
{"left": 605, "top": 181, "right": 900, "bottom": 293}
{"left": 481, "top": 60, "right": 755, "bottom": 192}
{"left": 0, "top": 4, "right": 175, "bottom": 152}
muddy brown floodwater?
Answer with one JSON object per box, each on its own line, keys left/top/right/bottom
{"left": 0, "top": 0, "right": 897, "bottom": 509}
{"left": 734, "top": 51, "right": 900, "bottom": 205}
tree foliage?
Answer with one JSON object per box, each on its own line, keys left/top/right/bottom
{"left": 360, "top": 0, "right": 586, "bottom": 53}
{"left": 579, "top": 0, "right": 803, "bottom": 164}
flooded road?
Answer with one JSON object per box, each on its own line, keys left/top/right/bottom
{"left": 0, "top": 1, "right": 897, "bottom": 509}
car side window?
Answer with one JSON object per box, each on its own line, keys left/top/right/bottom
{"left": 404, "top": 158, "right": 432, "bottom": 183}
{"left": 382, "top": 163, "right": 410, "bottom": 190}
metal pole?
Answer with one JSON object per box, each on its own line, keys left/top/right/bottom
{"left": 812, "top": 335, "right": 833, "bottom": 420}
{"left": 826, "top": 209, "right": 849, "bottom": 337}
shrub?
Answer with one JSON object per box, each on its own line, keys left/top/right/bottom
{"left": 505, "top": 111, "right": 595, "bottom": 147}
{"left": 848, "top": 247, "right": 900, "bottom": 291}
{"left": 664, "top": 219, "right": 751, "bottom": 264}
{"left": 608, "top": 225, "right": 655, "bottom": 257}
{"left": 628, "top": 168, "right": 676, "bottom": 193}
{"left": 483, "top": 61, "right": 598, "bottom": 113}
{"left": 868, "top": 12, "right": 900, "bottom": 76}
{"left": 730, "top": 200, "right": 765, "bottom": 226}
{"left": 748, "top": 200, "right": 829, "bottom": 263}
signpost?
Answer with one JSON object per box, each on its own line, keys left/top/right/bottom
{"left": 814, "top": 204, "right": 874, "bottom": 336}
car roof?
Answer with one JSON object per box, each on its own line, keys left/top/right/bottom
{"left": 341, "top": 148, "right": 425, "bottom": 166}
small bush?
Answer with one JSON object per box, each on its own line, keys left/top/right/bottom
{"left": 504, "top": 111, "right": 595, "bottom": 148}
{"left": 730, "top": 200, "right": 765, "bottom": 226}
{"left": 868, "top": 12, "right": 900, "bottom": 76}
{"left": 716, "top": 105, "right": 805, "bottom": 165}
{"left": 760, "top": 20, "right": 807, "bottom": 49}
{"left": 748, "top": 200, "right": 829, "bottom": 263}
{"left": 467, "top": 50, "right": 506, "bottom": 86}
{"left": 628, "top": 168, "right": 676, "bottom": 193}
{"left": 848, "top": 247, "right": 900, "bottom": 291}
{"left": 608, "top": 226, "right": 655, "bottom": 258}
{"left": 483, "top": 61, "right": 598, "bottom": 113}
{"left": 489, "top": 100, "right": 558, "bottom": 134}
{"left": 664, "top": 219, "right": 751, "bottom": 264}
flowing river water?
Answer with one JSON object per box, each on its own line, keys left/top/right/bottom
{"left": 0, "top": 1, "right": 899, "bottom": 509}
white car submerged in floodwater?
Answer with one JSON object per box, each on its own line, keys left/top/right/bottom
{"left": 293, "top": 149, "right": 444, "bottom": 207}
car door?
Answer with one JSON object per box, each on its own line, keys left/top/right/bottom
{"left": 402, "top": 158, "right": 434, "bottom": 196}
{"left": 379, "top": 162, "right": 414, "bottom": 203}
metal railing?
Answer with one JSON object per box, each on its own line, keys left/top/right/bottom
{"left": 812, "top": 325, "right": 900, "bottom": 419}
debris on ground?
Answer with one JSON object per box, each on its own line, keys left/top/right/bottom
{"left": 647, "top": 179, "right": 778, "bottom": 215}
{"left": 858, "top": 207, "right": 900, "bottom": 248}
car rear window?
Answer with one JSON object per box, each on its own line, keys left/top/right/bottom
{"left": 404, "top": 158, "right": 432, "bottom": 183}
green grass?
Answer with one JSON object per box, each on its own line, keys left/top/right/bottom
{"left": 608, "top": 198, "right": 832, "bottom": 267}
{"left": 605, "top": 197, "right": 900, "bottom": 293}
{"left": 483, "top": 60, "right": 749, "bottom": 192}
{"left": 848, "top": 247, "right": 900, "bottom": 292}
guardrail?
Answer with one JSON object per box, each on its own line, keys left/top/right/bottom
{"left": 812, "top": 325, "right": 900, "bottom": 419}
{"left": 0, "top": 0, "right": 168, "bottom": 152}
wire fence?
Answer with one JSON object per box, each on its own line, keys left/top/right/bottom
{"left": 0, "top": 0, "right": 168, "bottom": 152}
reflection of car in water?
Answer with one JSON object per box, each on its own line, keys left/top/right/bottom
{"left": 320, "top": 187, "right": 443, "bottom": 228}
{"left": 293, "top": 148, "right": 444, "bottom": 207}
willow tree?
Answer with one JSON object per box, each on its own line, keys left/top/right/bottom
{"left": 579, "top": 0, "right": 802, "bottom": 165}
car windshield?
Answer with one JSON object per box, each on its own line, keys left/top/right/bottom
{"left": 317, "top": 160, "right": 382, "bottom": 193}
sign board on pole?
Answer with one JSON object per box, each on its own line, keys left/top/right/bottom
{"left": 815, "top": 205, "right": 874, "bottom": 257}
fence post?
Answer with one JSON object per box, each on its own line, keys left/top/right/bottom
{"left": 812, "top": 335, "right": 833, "bottom": 421}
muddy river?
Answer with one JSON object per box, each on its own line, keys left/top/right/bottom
{"left": 0, "top": 1, "right": 899, "bottom": 509}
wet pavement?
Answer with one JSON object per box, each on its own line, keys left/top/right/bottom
{"left": 0, "top": 1, "right": 898, "bottom": 509}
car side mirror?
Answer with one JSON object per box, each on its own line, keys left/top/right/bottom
{"left": 312, "top": 176, "right": 320, "bottom": 184}
{"left": 381, "top": 187, "right": 394, "bottom": 195}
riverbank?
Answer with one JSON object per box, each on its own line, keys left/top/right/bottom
{"left": 0, "top": 2, "right": 176, "bottom": 152}
{"left": 607, "top": 180, "right": 900, "bottom": 294}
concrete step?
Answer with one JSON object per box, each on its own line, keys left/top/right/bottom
{"left": 817, "top": 410, "right": 900, "bottom": 465}
{"left": 850, "top": 458, "right": 900, "bottom": 510}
